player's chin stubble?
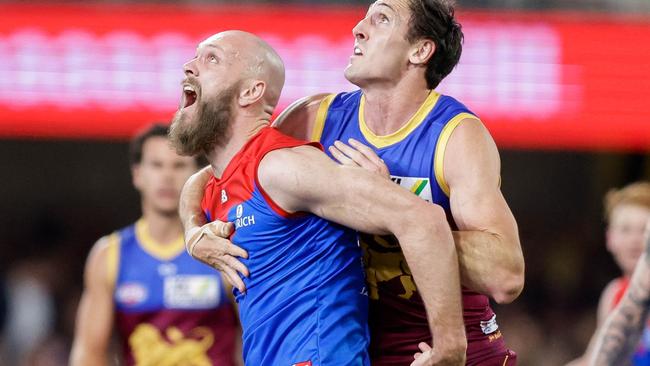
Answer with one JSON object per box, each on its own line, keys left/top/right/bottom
{"left": 169, "top": 86, "right": 237, "bottom": 157}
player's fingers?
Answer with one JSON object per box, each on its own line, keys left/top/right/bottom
{"left": 333, "top": 140, "right": 373, "bottom": 167}
{"left": 328, "top": 145, "right": 356, "bottom": 166}
{"left": 409, "top": 353, "right": 424, "bottom": 366}
{"left": 206, "top": 220, "right": 234, "bottom": 238}
{"left": 348, "top": 138, "right": 390, "bottom": 177}
{"left": 221, "top": 265, "right": 246, "bottom": 293}
{"left": 347, "top": 138, "right": 380, "bottom": 165}
{"left": 417, "top": 342, "right": 432, "bottom": 353}
{"left": 224, "top": 255, "right": 250, "bottom": 277}
{"left": 224, "top": 242, "right": 249, "bottom": 259}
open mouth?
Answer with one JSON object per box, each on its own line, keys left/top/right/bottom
{"left": 353, "top": 45, "right": 363, "bottom": 56}
{"left": 181, "top": 84, "right": 198, "bottom": 109}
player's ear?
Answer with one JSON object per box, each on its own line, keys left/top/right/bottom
{"left": 238, "top": 80, "right": 266, "bottom": 107}
{"left": 408, "top": 39, "right": 435, "bottom": 66}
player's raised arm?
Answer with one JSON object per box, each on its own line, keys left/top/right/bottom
{"left": 258, "top": 145, "right": 466, "bottom": 364}
{"left": 70, "top": 237, "right": 116, "bottom": 366}
{"left": 443, "top": 117, "right": 525, "bottom": 304}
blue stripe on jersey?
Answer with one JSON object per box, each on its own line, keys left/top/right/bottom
{"left": 319, "top": 89, "right": 475, "bottom": 212}
{"left": 224, "top": 183, "right": 369, "bottom": 366}
{"left": 114, "top": 223, "right": 229, "bottom": 313}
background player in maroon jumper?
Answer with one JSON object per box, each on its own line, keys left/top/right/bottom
{"left": 180, "top": 1, "right": 524, "bottom": 364}
{"left": 70, "top": 125, "right": 241, "bottom": 366}
{"left": 567, "top": 182, "right": 650, "bottom": 366}
{"left": 169, "top": 30, "right": 467, "bottom": 365}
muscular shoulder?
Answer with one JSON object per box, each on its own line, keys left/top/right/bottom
{"left": 443, "top": 117, "right": 500, "bottom": 190}
{"left": 273, "top": 93, "right": 332, "bottom": 141}
{"left": 84, "top": 234, "right": 120, "bottom": 290}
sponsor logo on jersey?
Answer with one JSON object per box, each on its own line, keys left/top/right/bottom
{"left": 480, "top": 314, "right": 500, "bottom": 335}
{"left": 116, "top": 282, "right": 148, "bottom": 307}
{"left": 234, "top": 204, "right": 256, "bottom": 229}
{"left": 221, "top": 189, "right": 228, "bottom": 203}
{"left": 390, "top": 176, "right": 433, "bottom": 202}
{"left": 164, "top": 275, "right": 220, "bottom": 309}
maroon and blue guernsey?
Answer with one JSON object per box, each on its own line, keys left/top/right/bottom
{"left": 201, "top": 127, "right": 370, "bottom": 366}
{"left": 312, "top": 90, "right": 517, "bottom": 365}
{"left": 110, "top": 219, "right": 238, "bottom": 366}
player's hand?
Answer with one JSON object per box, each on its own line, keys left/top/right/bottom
{"left": 328, "top": 138, "right": 390, "bottom": 179}
{"left": 186, "top": 220, "right": 250, "bottom": 293}
{"left": 410, "top": 342, "right": 465, "bottom": 366}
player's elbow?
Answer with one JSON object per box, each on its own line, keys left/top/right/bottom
{"left": 394, "top": 202, "right": 453, "bottom": 247}
{"left": 492, "top": 264, "right": 524, "bottom": 304}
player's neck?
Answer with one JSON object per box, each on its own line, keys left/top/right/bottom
{"left": 140, "top": 210, "right": 183, "bottom": 245}
{"left": 361, "top": 79, "right": 431, "bottom": 136}
{"left": 207, "top": 115, "right": 271, "bottom": 178}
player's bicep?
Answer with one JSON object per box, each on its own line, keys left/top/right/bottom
{"left": 444, "top": 118, "right": 515, "bottom": 232}
{"left": 74, "top": 237, "right": 116, "bottom": 352}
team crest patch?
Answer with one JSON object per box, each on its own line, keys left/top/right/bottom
{"left": 116, "top": 282, "right": 148, "bottom": 307}
{"left": 163, "top": 275, "right": 220, "bottom": 309}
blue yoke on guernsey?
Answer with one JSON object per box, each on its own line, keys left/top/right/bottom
{"left": 109, "top": 219, "right": 238, "bottom": 366}
{"left": 201, "top": 126, "right": 370, "bottom": 366}
{"left": 313, "top": 90, "right": 517, "bottom": 365}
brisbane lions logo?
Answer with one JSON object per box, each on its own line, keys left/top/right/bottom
{"left": 129, "top": 324, "right": 214, "bottom": 366}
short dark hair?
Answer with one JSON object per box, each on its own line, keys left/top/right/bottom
{"left": 129, "top": 123, "right": 206, "bottom": 167}
{"left": 406, "top": 0, "right": 464, "bottom": 89}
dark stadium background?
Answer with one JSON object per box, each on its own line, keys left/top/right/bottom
{"left": 1, "top": 0, "right": 649, "bottom": 364}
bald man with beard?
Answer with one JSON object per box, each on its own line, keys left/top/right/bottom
{"left": 169, "top": 31, "right": 466, "bottom": 366}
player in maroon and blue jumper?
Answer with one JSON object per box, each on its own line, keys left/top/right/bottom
{"left": 70, "top": 124, "right": 240, "bottom": 366}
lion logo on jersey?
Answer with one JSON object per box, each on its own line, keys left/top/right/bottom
{"left": 361, "top": 233, "right": 418, "bottom": 301}
{"left": 129, "top": 324, "right": 214, "bottom": 366}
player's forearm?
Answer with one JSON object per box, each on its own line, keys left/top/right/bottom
{"left": 591, "top": 254, "right": 650, "bottom": 365}
{"left": 69, "top": 346, "right": 110, "bottom": 366}
{"left": 395, "top": 206, "right": 466, "bottom": 361}
{"left": 179, "top": 165, "right": 211, "bottom": 236}
{"left": 452, "top": 230, "right": 524, "bottom": 303}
